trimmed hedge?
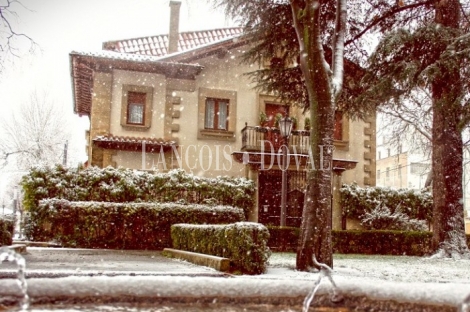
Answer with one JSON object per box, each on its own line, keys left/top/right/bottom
{"left": 27, "top": 199, "right": 245, "bottom": 249}
{"left": 267, "top": 226, "right": 300, "bottom": 252}
{"left": 267, "top": 227, "right": 470, "bottom": 256}
{"left": 333, "top": 230, "right": 433, "bottom": 256}
{"left": 0, "top": 215, "right": 14, "bottom": 246}
{"left": 21, "top": 166, "right": 255, "bottom": 220}
{"left": 171, "top": 222, "right": 271, "bottom": 274}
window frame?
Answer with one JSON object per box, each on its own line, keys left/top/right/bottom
{"left": 204, "top": 97, "right": 230, "bottom": 131}
{"left": 126, "top": 91, "right": 146, "bottom": 126}
{"left": 198, "top": 87, "right": 237, "bottom": 141}
{"left": 120, "top": 85, "right": 153, "bottom": 130}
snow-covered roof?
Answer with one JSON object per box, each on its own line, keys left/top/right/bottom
{"left": 70, "top": 27, "right": 245, "bottom": 117}
{"left": 93, "top": 135, "right": 177, "bottom": 153}
{"left": 102, "top": 27, "right": 244, "bottom": 57}
{"left": 70, "top": 51, "right": 203, "bottom": 117}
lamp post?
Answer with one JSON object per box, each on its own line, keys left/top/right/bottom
{"left": 13, "top": 186, "right": 18, "bottom": 216}
{"left": 279, "top": 117, "right": 293, "bottom": 227}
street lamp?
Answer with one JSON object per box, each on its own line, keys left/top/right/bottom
{"left": 279, "top": 116, "right": 293, "bottom": 227}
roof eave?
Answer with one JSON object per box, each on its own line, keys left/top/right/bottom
{"left": 70, "top": 52, "right": 204, "bottom": 116}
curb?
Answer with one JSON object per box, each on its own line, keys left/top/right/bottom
{"left": 7, "top": 244, "right": 27, "bottom": 254}
{"left": 163, "top": 248, "right": 230, "bottom": 272}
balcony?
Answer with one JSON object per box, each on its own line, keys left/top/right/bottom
{"left": 234, "top": 124, "right": 358, "bottom": 171}
{"left": 241, "top": 124, "right": 310, "bottom": 154}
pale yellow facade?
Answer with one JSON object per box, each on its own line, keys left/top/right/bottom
{"left": 89, "top": 48, "right": 375, "bottom": 186}
{"left": 76, "top": 29, "right": 376, "bottom": 230}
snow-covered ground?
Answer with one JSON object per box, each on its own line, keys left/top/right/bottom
{"left": 1, "top": 250, "right": 470, "bottom": 311}
{"left": 268, "top": 253, "right": 470, "bottom": 284}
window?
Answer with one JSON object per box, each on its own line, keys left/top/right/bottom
{"left": 127, "top": 92, "right": 146, "bottom": 125}
{"left": 204, "top": 98, "right": 229, "bottom": 130}
{"left": 334, "top": 110, "right": 343, "bottom": 141}
{"left": 377, "top": 170, "right": 381, "bottom": 179}
{"left": 198, "top": 87, "right": 237, "bottom": 141}
{"left": 120, "top": 85, "right": 153, "bottom": 129}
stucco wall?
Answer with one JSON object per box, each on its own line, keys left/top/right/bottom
{"left": 109, "top": 70, "right": 167, "bottom": 139}
{"left": 98, "top": 46, "right": 374, "bottom": 183}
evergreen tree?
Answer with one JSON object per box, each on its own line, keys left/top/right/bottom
{"left": 359, "top": 0, "right": 470, "bottom": 258}
{"left": 212, "top": 0, "right": 470, "bottom": 265}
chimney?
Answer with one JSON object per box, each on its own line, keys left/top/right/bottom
{"left": 168, "top": 1, "right": 181, "bottom": 54}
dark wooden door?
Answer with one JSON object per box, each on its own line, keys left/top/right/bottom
{"left": 258, "top": 170, "right": 306, "bottom": 227}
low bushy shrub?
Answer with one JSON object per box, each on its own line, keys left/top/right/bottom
{"left": 21, "top": 166, "right": 255, "bottom": 219}
{"left": 171, "top": 222, "right": 271, "bottom": 274}
{"left": 340, "top": 183, "right": 432, "bottom": 230}
{"left": 26, "top": 199, "right": 245, "bottom": 249}
{"left": 360, "top": 204, "right": 428, "bottom": 231}
{"left": 0, "top": 215, "right": 15, "bottom": 246}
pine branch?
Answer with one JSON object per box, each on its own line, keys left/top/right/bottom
{"left": 345, "top": 0, "right": 434, "bottom": 46}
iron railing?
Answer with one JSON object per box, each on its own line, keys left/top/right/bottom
{"left": 241, "top": 124, "right": 310, "bottom": 154}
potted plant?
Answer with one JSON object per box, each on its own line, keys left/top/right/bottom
{"left": 259, "top": 111, "right": 268, "bottom": 127}
{"left": 274, "top": 113, "right": 283, "bottom": 128}
{"left": 291, "top": 116, "right": 298, "bottom": 130}
{"left": 304, "top": 117, "right": 311, "bottom": 131}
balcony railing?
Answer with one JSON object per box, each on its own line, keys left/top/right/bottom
{"left": 241, "top": 124, "right": 310, "bottom": 154}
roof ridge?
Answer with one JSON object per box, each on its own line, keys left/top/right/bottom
{"left": 103, "top": 26, "right": 243, "bottom": 45}
{"left": 102, "top": 26, "right": 244, "bottom": 57}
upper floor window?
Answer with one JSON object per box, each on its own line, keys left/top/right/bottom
{"left": 198, "top": 87, "right": 237, "bottom": 141}
{"left": 334, "top": 110, "right": 343, "bottom": 141}
{"left": 205, "top": 98, "right": 229, "bottom": 130}
{"left": 120, "top": 85, "right": 153, "bottom": 129}
{"left": 127, "top": 92, "right": 146, "bottom": 125}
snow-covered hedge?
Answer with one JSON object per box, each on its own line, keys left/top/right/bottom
{"left": 267, "top": 225, "right": 300, "bottom": 252}
{"left": 0, "top": 215, "right": 14, "bottom": 246}
{"left": 25, "top": 199, "right": 245, "bottom": 249}
{"left": 266, "top": 227, "right": 470, "bottom": 256}
{"left": 171, "top": 222, "right": 271, "bottom": 275}
{"left": 21, "top": 165, "right": 255, "bottom": 218}
{"left": 340, "top": 183, "right": 432, "bottom": 230}
{"left": 333, "top": 230, "right": 434, "bottom": 256}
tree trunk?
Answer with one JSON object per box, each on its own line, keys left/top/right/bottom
{"left": 431, "top": 0, "right": 469, "bottom": 257}
{"left": 290, "top": 0, "right": 337, "bottom": 270}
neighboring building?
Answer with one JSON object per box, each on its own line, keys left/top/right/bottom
{"left": 69, "top": 1, "right": 376, "bottom": 230}
{"left": 376, "top": 135, "right": 431, "bottom": 189}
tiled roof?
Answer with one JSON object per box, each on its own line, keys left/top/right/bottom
{"left": 93, "top": 135, "right": 177, "bottom": 153}
{"left": 102, "top": 27, "right": 244, "bottom": 57}
{"left": 70, "top": 51, "right": 203, "bottom": 116}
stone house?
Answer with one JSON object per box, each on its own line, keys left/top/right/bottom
{"left": 69, "top": 1, "right": 376, "bottom": 230}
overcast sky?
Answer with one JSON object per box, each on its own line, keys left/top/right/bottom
{"left": 0, "top": 0, "right": 235, "bottom": 158}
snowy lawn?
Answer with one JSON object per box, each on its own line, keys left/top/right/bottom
{"left": 267, "top": 252, "right": 470, "bottom": 284}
